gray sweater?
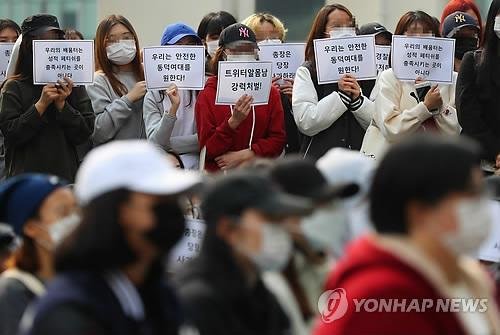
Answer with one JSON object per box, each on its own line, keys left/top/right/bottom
{"left": 86, "top": 71, "right": 145, "bottom": 145}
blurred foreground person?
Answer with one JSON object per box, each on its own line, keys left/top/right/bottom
{"left": 314, "top": 134, "right": 500, "bottom": 335}
{"left": 0, "top": 174, "right": 76, "bottom": 335}
{"left": 22, "top": 141, "right": 201, "bottom": 335}
{"left": 174, "top": 171, "right": 312, "bottom": 335}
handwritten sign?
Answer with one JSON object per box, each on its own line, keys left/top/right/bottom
{"left": 258, "top": 43, "right": 305, "bottom": 80}
{"left": 32, "top": 40, "right": 94, "bottom": 85}
{"left": 313, "top": 35, "right": 377, "bottom": 84}
{"left": 143, "top": 46, "right": 205, "bottom": 90}
{"left": 0, "top": 43, "right": 14, "bottom": 82}
{"left": 216, "top": 61, "right": 273, "bottom": 105}
{"left": 168, "top": 218, "right": 206, "bottom": 271}
{"left": 391, "top": 36, "right": 455, "bottom": 83}
{"left": 375, "top": 45, "right": 391, "bottom": 74}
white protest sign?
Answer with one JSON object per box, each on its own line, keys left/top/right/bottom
{"left": 0, "top": 43, "right": 14, "bottom": 82}
{"left": 313, "top": 35, "right": 377, "bottom": 84}
{"left": 258, "top": 43, "right": 305, "bottom": 80}
{"left": 375, "top": 45, "right": 391, "bottom": 74}
{"left": 168, "top": 218, "right": 206, "bottom": 271}
{"left": 216, "top": 61, "right": 273, "bottom": 105}
{"left": 32, "top": 40, "right": 94, "bottom": 85}
{"left": 391, "top": 36, "right": 455, "bottom": 83}
{"left": 143, "top": 46, "right": 205, "bottom": 90}
{"left": 477, "top": 201, "right": 500, "bottom": 262}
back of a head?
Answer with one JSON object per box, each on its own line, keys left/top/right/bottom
{"left": 370, "top": 135, "right": 480, "bottom": 234}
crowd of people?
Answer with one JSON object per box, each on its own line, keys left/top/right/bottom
{"left": 0, "top": 0, "right": 499, "bottom": 334}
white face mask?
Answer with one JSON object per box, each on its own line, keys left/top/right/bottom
{"left": 257, "top": 39, "right": 282, "bottom": 45}
{"left": 225, "top": 53, "right": 257, "bottom": 62}
{"left": 244, "top": 222, "right": 292, "bottom": 272}
{"left": 329, "top": 27, "right": 356, "bottom": 38}
{"left": 48, "top": 213, "right": 81, "bottom": 247}
{"left": 443, "top": 198, "right": 491, "bottom": 256}
{"left": 495, "top": 16, "right": 500, "bottom": 39}
{"left": 301, "top": 203, "right": 348, "bottom": 255}
{"left": 106, "top": 40, "right": 137, "bottom": 65}
{"left": 206, "top": 40, "right": 219, "bottom": 58}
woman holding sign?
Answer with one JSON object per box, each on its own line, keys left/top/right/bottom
{"left": 362, "top": 11, "right": 461, "bottom": 160}
{"left": 292, "top": 4, "right": 374, "bottom": 160}
{"left": 195, "top": 23, "right": 286, "bottom": 172}
{"left": 87, "top": 15, "right": 146, "bottom": 145}
{"left": 144, "top": 23, "right": 202, "bottom": 170}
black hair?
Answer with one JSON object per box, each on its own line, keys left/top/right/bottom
{"left": 55, "top": 189, "right": 137, "bottom": 272}
{"left": 64, "top": 27, "right": 84, "bottom": 39}
{"left": 477, "top": 0, "right": 500, "bottom": 93}
{"left": 0, "top": 19, "right": 20, "bottom": 35}
{"left": 197, "top": 11, "right": 237, "bottom": 40}
{"left": 370, "top": 134, "right": 481, "bottom": 234}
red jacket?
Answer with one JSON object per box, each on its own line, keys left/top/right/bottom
{"left": 312, "top": 237, "right": 467, "bottom": 335}
{"left": 195, "top": 76, "right": 286, "bottom": 172}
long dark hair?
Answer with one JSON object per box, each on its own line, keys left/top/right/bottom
{"left": 55, "top": 189, "right": 137, "bottom": 272}
{"left": 477, "top": 0, "right": 500, "bottom": 92}
{"left": 0, "top": 19, "right": 21, "bottom": 36}
{"left": 394, "top": 10, "right": 441, "bottom": 36}
{"left": 197, "top": 11, "right": 236, "bottom": 41}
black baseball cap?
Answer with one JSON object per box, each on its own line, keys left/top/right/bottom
{"left": 218, "top": 23, "right": 257, "bottom": 47}
{"left": 358, "top": 22, "right": 392, "bottom": 39}
{"left": 201, "top": 171, "right": 313, "bottom": 224}
{"left": 442, "top": 12, "right": 479, "bottom": 38}
{"left": 21, "top": 14, "right": 64, "bottom": 36}
{"left": 270, "top": 157, "right": 359, "bottom": 204}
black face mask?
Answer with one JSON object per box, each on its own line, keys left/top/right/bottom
{"left": 146, "top": 201, "right": 186, "bottom": 253}
{"left": 455, "top": 37, "right": 479, "bottom": 60}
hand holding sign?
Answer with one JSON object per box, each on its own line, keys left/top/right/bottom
{"left": 35, "top": 84, "right": 60, "bottom": 115}
{"left": 54, "top": 77, "right": 74, "bottom": 111}
{"left": 165, "top": 84, "right": 180, "bottom": 115}
{"left": 126, "top": 81, "right": 147, "bottom": 102}
{"left": 423, "top": 85, "right": 443, "bottom": 111}
{"left": 338, "top": 74, "right": 361, "bottom": 99}
{"left": 228, "top": 94, "right": 254, "bottom": 130}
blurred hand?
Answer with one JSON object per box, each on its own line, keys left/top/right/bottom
{"left": 423, "top": 85, "right": 443, "bottom": 112}
{"left": 338, "top": 74, "right": 360, "bottom": 99}
{"left": 228, "top": 94, "right": 253, "bottom": 130}
{"left": 126, "top": 80, "right": 147, "bottom": 102}
{"left": 54, "top": 77, "right": 74, "bottom": 111}
{"left": 35, "top": 84, "right": 59, "bottom": 115}
{"left": 215, "top": 149, "right": 255, "bottom": 170}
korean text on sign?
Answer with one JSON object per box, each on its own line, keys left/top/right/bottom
{"left": 168, "top": 219, "right": 206, "bottom": 271}
{"left": 258, "top": 43, "right": 305, "bottom": 80}
{"left": 0, "top": 43, "right": 14, "bottom": 82}
{"left": 216, "top": 61, "right": 273, "bottom": 106}
{"left": 143, "top": 45, "right": 205, "bottom": 90}
{"left": 391, "top": 36, "right": 455, "bottom": 83}
{"left": 375, "top": 45, "right": 391, "bottom": 74}
{"left": 313, "top": 35, "right": 377, "bottom": 84}
{"left": 32, "top": 40, "right": 94, "bottom": 85}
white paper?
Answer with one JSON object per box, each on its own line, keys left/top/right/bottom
{"left": 258, "top": 43, "right": 305, "bottom": 80}
{"left": 375, "top": 45, "right": 391, "bottom": 74}
{"left": 143, "top": 46, "right": 205, "bottom": 90}
{"left": 32, "top": 40, "right": 94, "bottom": 85}
{"left": 313, "top": 35, "right": 377, "bottom": 84}
{"left": 0, "top": 43, "right": 14, "bottom": 82}
{"left": 391, "top": 36, "right": 455, "bottom": 83}
{"left": 168, "top": 218, "right": 206, "bottom": 271}
{"left": 216, "top": 61, "right": 273, "bottom": 105}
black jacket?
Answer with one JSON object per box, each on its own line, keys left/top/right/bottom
{"left": 456, "top": 51, "right": 500, "bottom": 161}
{"left": 281, "top": 92, "right": 301, "bottom": 154}
{"left": 0, "top": 79, "right": 95, "bottom": 182}
{"left": 174, "top": 236, "right": 291, "bottom": 335}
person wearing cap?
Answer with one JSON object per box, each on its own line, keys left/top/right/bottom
{"left": 292, "top": 5, "right": 374, "bottom": 161}
{"left": 441, "top": 0, "right": 484, "bottom": 46}
{"left": 87, "top": 15, "right": 146, "bottom": 146}
{"left": 442, "top": 12, "right": 480, "bottom": 72}
{"left": 456, "top": 0, "right": 500, "bottom": 171}
{"left": 313, "top": 134, "right": 500, "bottom": 335}
{"left": 0, "top": 173, "right": 77, "bottom": 335}
{"left": 195, "top": 23, "right": 286, "bottom": 172}
{"left": 0, "top": 14, "right": 95, "bottom": 182}
{"left": 362, "top": 11, "right": 460, "bottom": 160}
{"left": 21, "top": 140, "right": 201, "bottom": 335}
{"left": 143, "top": 23, "right": 203, "bottom": 169}
{"left": 174, "top": 171, "right": 311, "bottom": 335}
{"left": 266, "top": 157, "right": 358, "bottom": 335}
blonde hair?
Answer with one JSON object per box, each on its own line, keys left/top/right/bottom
{"left": 242, "top": 13, "right": 287, "bottom": 41}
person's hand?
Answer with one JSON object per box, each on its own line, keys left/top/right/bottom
{"left": 35, "top": 84, "right": 59, "bottom": 115}
{"left": 338, "top": 74, "right": 361, "bottom": 99}
{"left": 276, "top": 78, "right": 294, "bottom": 100}
{"left": 165, "top": 84, "right": 180, "bottom": 116}
{"left": 54, "top": 77, "right": 74, "bottom": 111}
{"left": 495, "top": 153, "right": 500, "bottom": 169}
{"left": 126, "top": 80, "right": 147, "bottom": 102}
{"left": 215, "top": 149, "right": 255, "bottom": 170}
{"left": 423, "top": 85, "right": 443, "bottom": 112}
{"left": 228, "top": 94, "right": 253, "bottom": 130}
